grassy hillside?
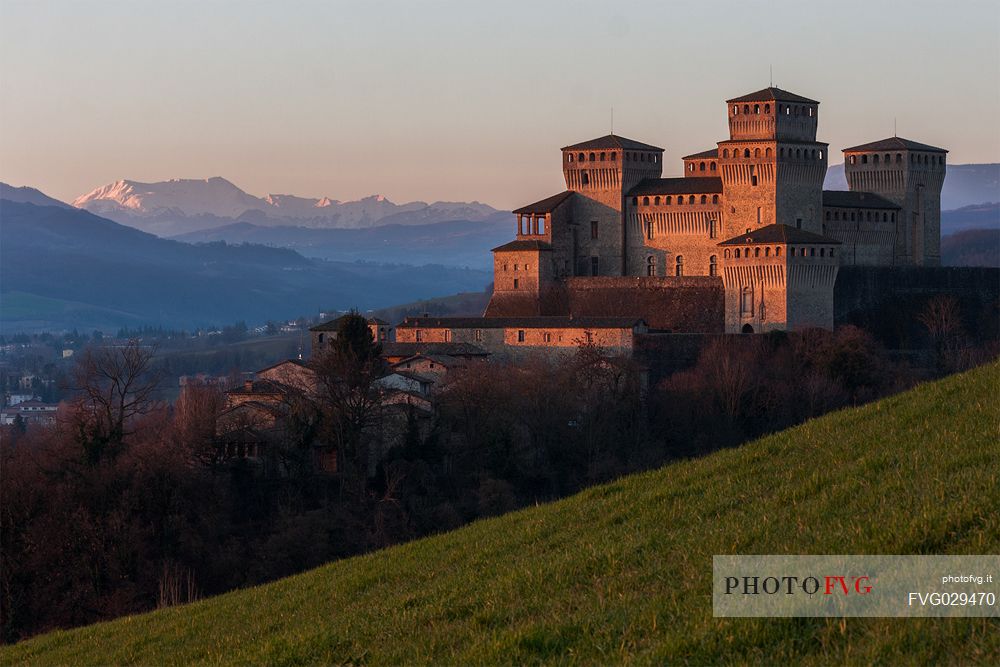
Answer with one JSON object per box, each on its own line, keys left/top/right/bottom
{"left": 5, "top": 362, "right": 999, "bottom": 665}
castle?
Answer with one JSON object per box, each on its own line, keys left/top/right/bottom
{"left": 320, "top": 86, "right": 948, "bottom": 358}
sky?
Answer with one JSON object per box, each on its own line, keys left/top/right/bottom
{"left": 1, "top": 0, "right": 998, "bottom": 210}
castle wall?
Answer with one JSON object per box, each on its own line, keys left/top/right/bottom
{"left": 626, "top": 196, "right": 721, "bottom": 277}
{"left": 822, "top": 208, "right": 896, "bottom": 266}
{"left": 492, "top": 248, "right": 553, "bottom": 294}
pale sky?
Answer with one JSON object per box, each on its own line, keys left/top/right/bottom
{"left": 2, "top": 0, "right": 998, "bottom": 209}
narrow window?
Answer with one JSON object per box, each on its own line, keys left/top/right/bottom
{"left": 710, "top": 162, "right": 717, "bottom": 171}
{"left": 646, "top": 221, "right": 654, "bottom": 240}
{"left": 666, "top": 196, "right": 672, "bottom": 205}
{"left": 415, "top": 330, "right": 422, "bottom": 342}
{"left": 764, "top": 104, "right": 770, "bottom": 114}
{"left": 581, "top": 172, "right": 589, "bottom": 185}
{"left": 589, "top": 152, "right": 595, "bottom": 161}
{"left": 754, "top": 104, "right": 760, "bottom": 114}
{"left": 513, "top": 278, "right": 519, "bottom": 289}
{"left": 517, "top": 330, "right": 525, "bottom": 343}
{"left": 591, "top": 221, "right": 598, "bottom": 239}
{"left": 643, "top": 196, "right": 650, "bottom": 206}
{"left": 735, "top": 249, "right": 741, "bottom": 258}
{"left": 699, "top": 162, "right": 706, "bottom": 172}
{"left": 475, "top": 329, "right": 483, "bottom": 342}
{"left": 862, "top": 155, "right": 868, "bottom": 164}
{"left": 744, "top": 149, "right": 751, "bottom": 158}
{"left": 591, "top": 256, "right": 599, "bottom": 276}
{"left": 775, "top": 247, "right": 781, "bottom": 257}
{"left": 709, "top": 255, "right": 718, "bottom": 276}
{"left": 646, "top": 256, "right": 656, "bottom": 276}
{"left": 543, "top": 332, "right": 552, "bottom": 343}
{"left": 600, "top": 152, "right": 606, "bottom": 161}
{"left": 700, "top": 195, "right": 707, "bottom": 204}
{"left": 675, "top": 255, "right": 684, "bottom": 276}
{"left": 611, "top": 152, "right": 616, "bottom": 162}
{"left": 654, "top": 196, "right": 660, "bottom": 205}
{"left": 689, "top": 195, "right": 695, "bottom": 204}
{"left": 796, "top": 218, "right": 802, "bottom": 229}
{"left": 712, "top": 194, "right": 719, "bottom": 204}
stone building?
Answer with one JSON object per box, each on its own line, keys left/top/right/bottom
{"left": 484, "top": 85, "right": 946, "bottom": 335}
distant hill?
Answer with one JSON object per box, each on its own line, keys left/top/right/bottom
{"left": 72, "top": 177, "right": 501, "bottom": 236}
{"left": 942, "top": 228, "right": 1000, "bottom": 267}
{"left": 940, "top": 202, "right": 1000, "bottom": 234}
{"left": 171, "top": 215, "right": 513, "bottom": 269}
{"left": 825, "top": 163, "right": 1000, "bottom": 210}
{"left": 0, "top": 200, "right": 490, "bottom": 332}
{"left": 0, "top": 183, "right": 72, "bottom": 209}
{"left": 4, "top": 362, "right": 997, "bottom": 664}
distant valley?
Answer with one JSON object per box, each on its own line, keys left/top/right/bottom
{"left": 0, "top": 195, "right": 490, "bottom": 332}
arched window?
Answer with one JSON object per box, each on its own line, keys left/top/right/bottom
{"left": 641, "top": 153, "right": 646, "bottom": 162}
{"left": 578, "top": 153, "right": 585, "bottom": 161}
{"left": 642, "top": 196, "right": 649, "bottom": 205}
{"left": 744, "top": 149, "right": 751, "bottom": 158}
{"left": 808, "top": 107, "right": 814, "bottom": 117}
{"left": 689, "top": 163, "right": 695, "bottom": 173}
{"left": 882, "top": 212, "right": 888, "bottom": 222}
{"left": 873, "top": 154, "right": 880, "bottom": 164}
{"left": 689, "top": 195, "right": 696, "bottom": 204}
{"left": 826, "top": 211, "right": 831, "bottom": 220}
{"left": 895, "top": 153, "right": 901, "bottom": 163}
{"left": 665, "top": 196, "right": 672, "bottom": 205}
{"left": 765, "top": 247, "right": 771, "bottom": 256}
{"left": 610, "top": 152, "right": 617, "bottom": 162}
{"left": 867, "top": 211, "right": 872, "bottom": 222}
{"left": 567, "top": 154, "right": 573, "bottom": 163}
{"left": 725, "top": 249, "right": 731, "bottom": 259}
{"left": 646, "top": 221, "right": 654, "bottom": 240}
{"left": 796, "top": 149, "right": 802, "bottom": 158}
{"left": 600, "top": 152, "right": 606, "bottom": 161}
{"left": 811, "top": 149, "right": 817, "bottom": 159}
{"left": 710, "top": 162, "right": 717, "bottom": 171}
{"left": 778, "top": 104, "right": 783, "bottom": 114}
{"left": 743, "top": 104, "right": 750, "bottom": 114}
{"left": 733, "top": 105, "right": 739, "bottom": 115}
{"left": 780, "top": 147, "right": 785, "bottom": 157}
{"left": 850, "top": 155, "right": 856, "bottom": 164}
{"left": 723, "top": 149, "right": 729, "bottom": 158}
{"left": 735, "top": 249, "right": 741, "bottom": 258}
{"left": 712, "top": 194, "right": 719, "bottom": 204}
{"left": 754, "top": 247, "right": 761, "bottom": 257}
{"left": 646, "top": 256, "right": 656, "bottom": 276}
{"left": 318, "top": 333, "right": 325, "bottom": 344}
{"left": 810, "top": 248, "right": 816, "bottom": 257}
{"left": 631, "top": 197, "right": 638, "bottom": 205}
{"left": 709, "top": 255, "right": 718, "bottom": 276}
{"left": 884, "top": 154, "right": 890, "bottom": 163}
{"left": 785, "top": 105, "right": 790, "bottom": 115}
{"left": 754, "top": 148, "right": 760, "bottom": 157}
{"left": 699, "top": 161, "right": 706, "bottom": 171}
{"left": 754, "top": 104, "right": 760, "bottom": 114}
{"left": 581, "top": 172, "right": 589, "bottom": 185}
{"left": 834, "top": 211, "right": 840, "bottom": 220}
{"left": 764, "top": 104, "right": 770, "bottom": 114}
{"left": 589, "top": 152, "right": 596, "bottom": 161}
{"left": 820, "top": 248, "right": 825, "bottom": 257}
{"left": 790, "top": 247, "right": 796, "bottom": 257}
{"left": 775, "top": 247, "right": 781, "bottom": 257}
{"left": 766, "top": 148, "right": 772, "bottom": 157}
{"left": 654, "top": 196, "right": 660, "bottom": 205}
{"left": 819, "top": 150, "right": 823, "bottom": 160}
{"left": 675, "top": 255, "right": 684, "bottom": 276}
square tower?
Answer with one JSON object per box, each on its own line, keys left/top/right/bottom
{"left": 561, "top": 135, "right": 664, "bottom": 275}
{"left": 718, "top": 224, "right": 840, "bottom": 333}
{"left": 719, "top": 88, "right": 827, "bottom": 240}
{"left": 842, "top": 137, "right": 947, "bottom": 266}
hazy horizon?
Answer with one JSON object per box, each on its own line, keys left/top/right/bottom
{"left": 2, "top": 0, "right": 998, "bottom": 209}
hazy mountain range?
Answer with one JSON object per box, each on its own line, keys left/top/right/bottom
{"left": 0, "top": 193, "right": 490, "bottom": 332}
{"left": 823, "top": 163, "right": 999, "bottom": 211}
{"left": 73, "top": 177, "right": 500, "bottom": 236}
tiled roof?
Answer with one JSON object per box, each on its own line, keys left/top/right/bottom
{"left": 512, "top": 190, "right": 574, "bottom": 215}
{"left": 682, "top": 148, "right": 718, "bottom": 160}
{"left": 628, "top": 177, "right": 723, "bottom": 197}
{"left": 718, "top": 224, "right": 841, "bottom": 246}
{"left": 822, "top": 191, "right": 900, "bottom": 210}
{"left": 397, "top": 316, "right": 645, "bottom": 329}
{"left": 309, "top": 315, "right": 389, "bottom": 332}
{"left": 842, "top": 136, "right": 947, "bottom": 153}
{"left": 561, "top": 134, "right": 664, "bottom": 152}
{"left": 492, "top": 239, "right": 553, "bottom": 252}
{"left": 726, "top": 87, "right": 819, "bottom": 104}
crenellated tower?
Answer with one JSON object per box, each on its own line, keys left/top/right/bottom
{"left": 842, "top": 137, "right": 947, "bottom": 266}
{"left": 718, "top": 88, "right": 827, "bottom": 240}
{"left": 560, "top": 135, "right": 663, "bottom": 275}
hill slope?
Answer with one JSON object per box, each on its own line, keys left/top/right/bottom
{"left": 4, "top": 363, "right": 998, "bottom": 665}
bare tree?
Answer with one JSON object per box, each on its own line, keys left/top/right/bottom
{"left": 70, "top": 339, "right": 161, "bottom": 463}
{"left": 918, "top": 295, "right": 964, "bottom": 372}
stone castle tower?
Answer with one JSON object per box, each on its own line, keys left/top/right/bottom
{"left": 719, "top": 89, "right": 828, "bottom": 239}
{"left": 842, "top": 138, "right": 947, "bottom": 266}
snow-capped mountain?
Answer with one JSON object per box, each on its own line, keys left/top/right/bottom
{"left": 72, "top": 177, "right": 500, "bottom": 235}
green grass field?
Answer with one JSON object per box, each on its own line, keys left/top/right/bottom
{"left": 5, "top": 362, "right": 999, "bottom": 665}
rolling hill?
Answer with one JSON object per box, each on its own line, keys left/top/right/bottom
{"left": 0, "top": 200, "right": 490, "bottom": 332}
{"left": 4, "top": 362, "right": 997, "bottom": 665}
